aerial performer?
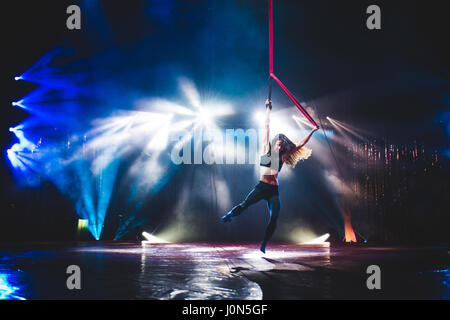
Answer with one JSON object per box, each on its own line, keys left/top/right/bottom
{"left": 221, "top": 100, "right": 318, "bottom": 253}
{"left": 220, "top": 0, "right": 320, "bottom": 253}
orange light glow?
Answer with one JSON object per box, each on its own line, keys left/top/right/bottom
{"left": 344, "top": 212, "right": 357, "bottom": 243}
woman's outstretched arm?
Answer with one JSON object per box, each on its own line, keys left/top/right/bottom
{"left": 297, "top": 126, "right": 319, "bottom": 149}
{"left": 282, "top": 126, "right": 319, "bottom": 160}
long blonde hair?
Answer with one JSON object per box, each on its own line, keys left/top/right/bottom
{"left": 273, "top": 134, "right": 312, "bottom": 168}
{"left": 285, "top": 146, "right": 312, "bottom": 167}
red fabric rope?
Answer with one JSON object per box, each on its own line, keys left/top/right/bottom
{"left": 268, "top": 0, "right": 318, "bottom": 128}
{"left": 270, "top": 73, "right": 319, "bottom": 128}
{"left": 269, "top": 0, "right": 273, "bottom": 74}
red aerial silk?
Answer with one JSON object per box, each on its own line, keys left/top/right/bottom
{"left": 269, "top": 0, "right": 274, "bottom": 75}
{"left": 268, "top": 0, "right": 318, "bottom": 128}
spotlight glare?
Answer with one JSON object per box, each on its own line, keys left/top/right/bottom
{"left": 14, "top": 76, "right": 22, "bottom": 81}
{"left": 197, "top": 108, "right": 213, "bottom": 126}
{"left": 11, "top": 100, "right": 27, "bottom": 110}
{"left": 293, "top": 114, "right": 315, "bottom": 129}
{"left": 254, "top": 111, "right": 265, "bottom": 124}
{"left": 142, "top": 231, "right": 169, "bottom": 244}
{"left": 304, "top": 233, "right": 330, "bottom": 245}
{"left": 77, "top": 219, "right": 89, "bottom": 234}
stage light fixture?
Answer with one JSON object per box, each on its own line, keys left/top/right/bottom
{"left": 304, "top": 233, "right": 330, "bottom": 244}
{"left": 77, "top": 219, "right": 89, "bottom": 233}
{"left": 142, "top": 231, "right": 169, "bottom": 244}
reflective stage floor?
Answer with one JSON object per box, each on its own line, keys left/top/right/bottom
{"left": 0, "top": 242, "right": 449, "bottom": 300}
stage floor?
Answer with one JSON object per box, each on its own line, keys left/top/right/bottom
{"left": 0, "top": 242, "right": 449, "bottom": 300}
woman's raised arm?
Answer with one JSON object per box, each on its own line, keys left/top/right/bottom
{"left": 297, "top": 126, "right": 319, "bottom": 148}
{"left": 283, "top": 126, "right": 319, "bottom": 160}
{"left": 262, "top": 99, "right": 272, "bottom": 154}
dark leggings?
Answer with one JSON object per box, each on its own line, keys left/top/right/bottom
{"left": 230, "top": 182, "right": 281, "bottom": 244}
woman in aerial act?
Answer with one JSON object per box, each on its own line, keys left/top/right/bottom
{"left": 221, "top": 99, "right": 319, "bottom": 253}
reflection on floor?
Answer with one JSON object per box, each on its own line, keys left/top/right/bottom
{"left": 0, "top": 242, "right": 448, "bottom": 299}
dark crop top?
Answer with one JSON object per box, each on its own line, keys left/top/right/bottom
{"left": 259, "top": 143, "right": 283, "bottom": 172}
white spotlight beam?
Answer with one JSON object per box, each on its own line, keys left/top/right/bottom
{"left": 304, "top": 233, "right": 330, "bottom": 244}
{"left": 142, "top": 231, "right": 169, "bottom": 244}
{"left": 293, "top": 115, "right": 315, "bottom": 129}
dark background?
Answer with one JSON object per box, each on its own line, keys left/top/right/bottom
{"left": 0, "top": 0, "right": 448, "bottom": 243}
